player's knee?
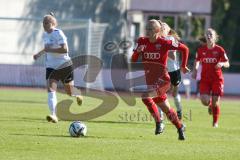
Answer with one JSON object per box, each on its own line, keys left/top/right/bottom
{"left": 201, "top": 99, "right": 209, "bottom": 106}
{"left": 212, "top": 101, "right": 219, "bottom": 107}
{"left": 48, "top": 87, "right": 56, "bottom": 92}
{"left": 142, "top": 97, "right": 152, "bottom": 105}
{"left": 172, "top": 91, "right": 177, "bottom": 97}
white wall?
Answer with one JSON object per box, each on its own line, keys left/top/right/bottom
{"left": 130, "top": 0, "right": 212, "bottom": 14}
{"left": 0, "top": 0, "right": 42, "bottom": 65}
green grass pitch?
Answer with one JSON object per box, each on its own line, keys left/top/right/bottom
{"left": 0, "top": 88, "right": 239, "bottom": 160}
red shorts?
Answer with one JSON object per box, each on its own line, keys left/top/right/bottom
{"left": 199, "top": 79, "right": 224, "bottom": 96}
{"left": 143, "top": 62, "right": 170, "bottom": 102}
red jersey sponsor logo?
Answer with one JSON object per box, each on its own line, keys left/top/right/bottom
{"left": 144, "top": 52, "right": 161, "bottom": 60}
{"left": 202, "top": 58, "right": 217, "bottom": 63}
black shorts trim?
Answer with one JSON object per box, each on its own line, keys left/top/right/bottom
{"left": 168, "top": 69, "right": 181, "bottom": 86}
{"left": 46, "top": 65, "right": 74, "bottom": 83}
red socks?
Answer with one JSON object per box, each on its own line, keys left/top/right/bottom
{"left": 166, "top": 108, "right": 182, "bottom": 129}
{"left": 142, "top": 98, "right": 161, "bottom": 123}
{"left": 212, "top": 105, "right": 220, "bottom": 124}
{"left": 142, "top": 98, "right": 182, "bottom": 129}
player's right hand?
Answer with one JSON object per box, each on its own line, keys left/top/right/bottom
{"left": 33, "top": 54, "right": 39, "bottom": 60}
{"left": 136, "top": 45, "right": 145, "bottom": 53}
{"left": 181, "top": 66, "right": 191, "bottom": 74}
{"left": 33, "top": 53, "right": 41, "bottom": 60}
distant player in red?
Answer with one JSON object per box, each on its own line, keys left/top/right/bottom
{"left": 131, "top": 19, "right": 190, "bottom": 140}
{"left": 192, "top": 28, "right": 230, "bottom": 127}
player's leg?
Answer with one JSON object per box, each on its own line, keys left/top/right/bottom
{"left": 46, "top": 78, "right": 58, "bottom": 123}
{"left": 154, "top": 96, "right": 185, "bottom": 140}
{"left": 172, "top": 85, "right": 182, "bottom": 120}
{"left": 64, "top": 81, "right": 83, "bottom": 106}
{"left": 158, "top": 106, "right": 164, "bottom": 121}
{"left": 60, "top": 65, "right": 83, "bottom": 106}
{"left": 200, "top": 94, "right": 213, "bottom": 115}
{"left": 196, "top": 80, "right": 201, "bottom": 98}
{"left": 169, "top": 69, "right": 183, "bottom": 120}
{"left": 211, "top": 82, "right": 223, "bottom": 127}
{"left": 211, "top": 95, "right": 220, "bottom": 127}
{"left": 142, "top": 96, "right": 164, "bottom": 135}
{"left": 199, "top": 80, "right": 212, "bottom": 114}
{"left": 200, "top": 94, "right": 211, "bottom": 106}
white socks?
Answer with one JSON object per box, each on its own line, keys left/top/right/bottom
{"left": 48, "top": 91, "right": 57, "bottom": 116}
{"left": 174, "top": 94, "right": 182, "bottom": 112}
{"left": 158, "top": 107, "right": 164, "bottom": 121}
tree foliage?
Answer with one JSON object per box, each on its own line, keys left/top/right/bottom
{"left": 212, "top": 0, "right": 240, "bottom": 72}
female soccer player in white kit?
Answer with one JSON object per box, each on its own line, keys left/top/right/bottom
{"left": 158, "top": 22, "right": 183, "bottom": 120}
{"left": 33, "top": 13, "right": 83, "bottom": 123}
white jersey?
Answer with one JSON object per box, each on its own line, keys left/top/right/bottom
{"left": 43, "top": 28, "right": 71, "bottom": 69}
{"left": 165, "top": 36, "right": 180, "bottom": 72}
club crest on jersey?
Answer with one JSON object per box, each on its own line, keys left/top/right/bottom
{"left": 155, "top": 44, "right": 161, "bottom": 50}
{"left": 212, "top": 51, "right": 218, "bottom": 55}
{"left": 202, "top": 52, "right": 206, "bottom": 55}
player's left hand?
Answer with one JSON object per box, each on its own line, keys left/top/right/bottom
{"left": 181, "top": 66, "right": 191, "bottom": 74}
{"left": 215, "top": 62, "right": 223, "bottom": 69}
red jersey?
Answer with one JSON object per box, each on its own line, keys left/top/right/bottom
{"left": 131, "top": 37, "right": 189, "bottom": 96}
{"left": 196, "top": 44, "right": 228, "bottom": 82}
{"left": 132, "top": 37, "right": 189, "bottom": 67}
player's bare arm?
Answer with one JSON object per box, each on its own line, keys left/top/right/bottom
{"left": 44, "top": 43, "right": 68, "bottom": 54}
{"left": 172, "top": 42, "right": 190, "bottom": 74}
{"left": 131, "top": 38, "right": 145, "bottom": 62}
{"left": 191, "top": 60, "right": 200, "bottom": 79}
{"left": 33, "top": 49, "right": 45, "bottom": 60}
{"left": 215, "top": 61, "right": 230, "bottom": 69}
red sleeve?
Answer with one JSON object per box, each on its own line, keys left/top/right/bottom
{"left": 195, "top": 48, "right": 202, "bottom": 61}
{"left": 219, "top": 47, "right": 228, "bottom": 62}
{"left": 166, "top": 41, "right": 189, "bottom": 68}
{"left": 163, "top": 39, "right": 189, "bottom": 67}
{"left": 131, "top": 37, "right": 145, "bottom": 62}
{"left": 176, "top": 43, "right": 189, "bottom": 68}
{"left": 131, "top": 51, "right": 139, "bottom": 62}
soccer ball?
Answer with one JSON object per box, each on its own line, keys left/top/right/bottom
{"left": 69, "top": 121, "right": 87, "bottom": 137}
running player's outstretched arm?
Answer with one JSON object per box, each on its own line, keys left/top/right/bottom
{"left": 131, "top": 50, "right": 140, "bottom": 62}
{"left": 192, "top": 60, "right": 200, "bottom": 79}
{"left": 168, "top": 42, "right": 190, "bottom": 73}
{"left": 191, "top": 47, "right": 202, "bottom": 79}
{"left": 44, "top": 43, "right": 68, "bottom": 53}
{"left": 131, "top": 38, "right": 145, "bottom": 62}
{"left": 33, "top": 49, "right": 45, "bottom": 60}
{"left": 215, "top": 48, "right": 230, "bottom": 69}
{"left": 33, "top": 43, "right": 67, "bottom": 60}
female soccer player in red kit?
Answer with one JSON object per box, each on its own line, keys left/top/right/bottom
{"left": 192, "top": 28, "right": 230, "bottom": 127}
{"left": 131, "top": 19, "right": 190, "bottom": 140}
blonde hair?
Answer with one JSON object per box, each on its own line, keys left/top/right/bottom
{"left": 169, "top": 29, "right": 181, "bottom": 41}
{"left": 43, "top": 12, "right": 58, "bottom": 27}
{"left": 161, "top": 22, "right": 181, "bottom": 41}
{"left": 148, "top": 19, "right": 161, "bottom": 29}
